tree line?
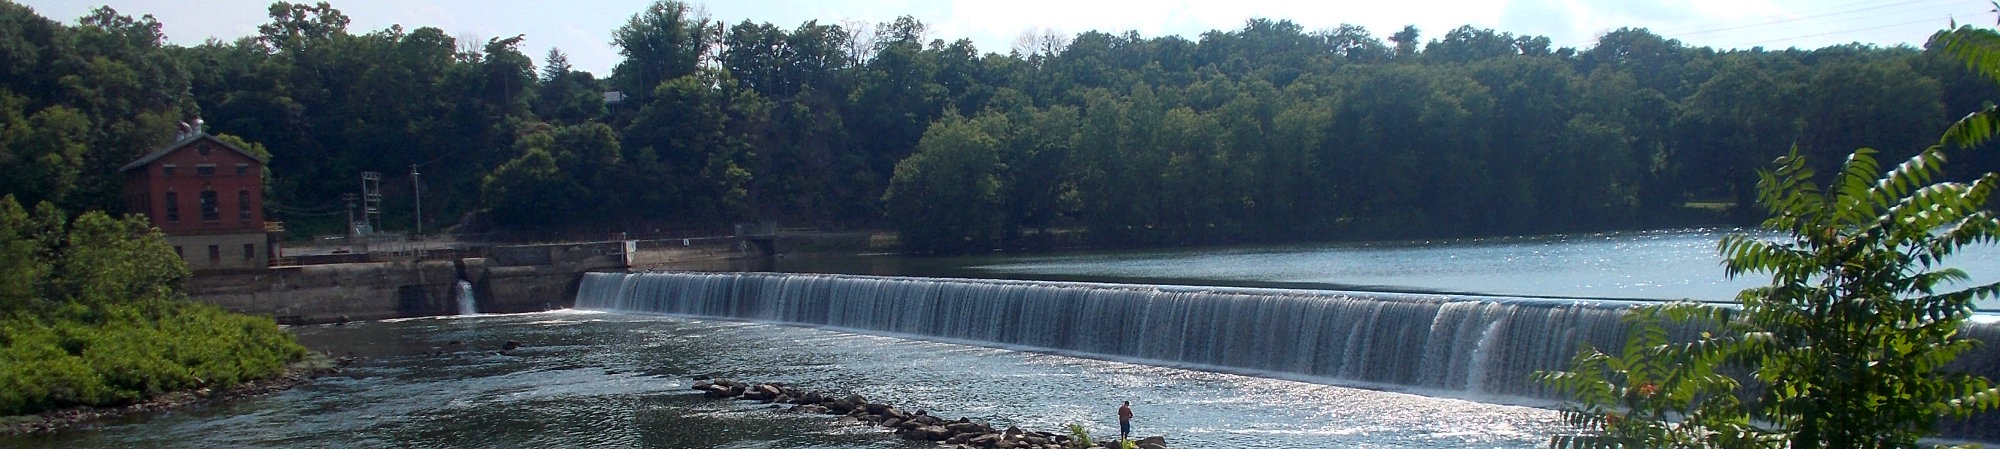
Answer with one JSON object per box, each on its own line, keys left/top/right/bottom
{"left": 2, "top": 0, "right": 1995, "bottom": 252}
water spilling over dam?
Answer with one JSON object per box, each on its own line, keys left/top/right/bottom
{"left": 576, "top": 271, "right": 1645, "bottom": 398}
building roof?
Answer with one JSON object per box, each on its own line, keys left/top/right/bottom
{"left": 117, "top": 132, "right": 269, "bottom": 172}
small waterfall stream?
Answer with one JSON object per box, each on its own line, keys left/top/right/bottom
{"left": 456, "top": 280, "right": 478, "bottom": 315}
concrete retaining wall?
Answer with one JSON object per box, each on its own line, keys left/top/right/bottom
{"left": 187, "top": 241, "right": 629, "bottom": 324}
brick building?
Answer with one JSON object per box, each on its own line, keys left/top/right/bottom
{"left": 120, "top": 132, "right": 273, "bottom": 271}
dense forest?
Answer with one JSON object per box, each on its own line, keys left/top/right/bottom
{"left": 3, "top": 0, "right": 1997, "bottom": 253}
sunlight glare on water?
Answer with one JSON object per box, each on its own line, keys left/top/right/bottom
{"left": 0, "top": 311, "right": 1564, "bottom": 448}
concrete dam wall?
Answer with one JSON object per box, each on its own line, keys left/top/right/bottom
{"left": 187, "top": 241, "right": 630, "bottom": 324}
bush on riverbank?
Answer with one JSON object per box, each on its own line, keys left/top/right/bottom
{"left": 0, "top": 195, "right": 306, "bottom": 416}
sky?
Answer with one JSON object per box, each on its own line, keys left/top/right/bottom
{"left": 17, "top": 0, "right": 1998, "bottom": 76}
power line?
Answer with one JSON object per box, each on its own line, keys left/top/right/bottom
{"left": 1743, "top": 13, "right": 1984, "bottom": 47}
{"left": 1657, "top": 0, "right": 1965, "bottom": 36}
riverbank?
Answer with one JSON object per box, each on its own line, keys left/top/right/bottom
{"left": 0, "top": 353, "right": 350, "bottom": 436}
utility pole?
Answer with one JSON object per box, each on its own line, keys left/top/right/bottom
{"left": 361, "top": 172, "right": 382, "bottom": 232}
{"left": 411, "top": 164, "right": 422, "bottom": 236}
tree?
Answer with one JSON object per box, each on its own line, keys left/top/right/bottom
{"left": 609, "top": 0, "right": 713, "bottom": 105}
{"left": 481, "top": 148, "right": 581, "bottom": 228}
{"left": 534, "top": 47, "right": 607, "bottom": 124}
{"left": 1539, "top": 24, "right": 2000, "bottom": 449}
{"left": 882, "top": 113, "right": 1007, "bottom": 255}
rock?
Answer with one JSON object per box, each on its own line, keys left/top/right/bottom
{"left": 945, "top": 432, "right": 976, "bottom": 444}
{"left": 1138, "top": 436, "right": 1167, "bottom": 447}
{"left": 501, "top": 340, "right": 522, "bottom": 351}
{"left": 880, "top": 418, "right": 902, "bottom": 428}
{"left": 772, "top": 394, "right": 793, "bottom": 404}
{"left": 882, "top": 407, "right": 910, "bottom": 421}
{"left": 825, "top": 398, "right": 855, "bottom": 413}
{"left": 969, "top": 433, "right": 1003, "bottom": 446}
{"left": 862, "top": 402, "right": 891, "bottom": 415}
{"left": 700, "top": 386, "right": 735, "bottom": 399}
{"left": 945, "top": 421, "right": 986, "bottom": 434}
{"left": 842, "top": 394, "right": 867, "bottom": 407}
{"left": 798, "top": 391, "right": 825, "bottom": 404}
{"left": 901, "top": 425, "right": 953, "bottom": 441}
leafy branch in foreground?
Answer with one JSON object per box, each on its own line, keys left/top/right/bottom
{"left": 1538, "top": 24, "right": 2000, "bottom": 449}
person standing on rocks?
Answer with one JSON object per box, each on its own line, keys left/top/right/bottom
{"left": 1118, "top": 401, "right": 1134, "bottom": 442}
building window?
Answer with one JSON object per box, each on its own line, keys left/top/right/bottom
{"left": 236, "top": 164, "right": 249, "bottom": 176}
{"left": 207, "top": 245, "right": 220, "bottom": 263}
{"left": 197, "top": 144, "right": 212, "bottom": 157}
{"left": 174, "top": 246, "right": 183, "bottom": 258}
{"left": 199, "top": 190, "right": 219, "bottom": 222}
{"left": 162, "top": 164, "right": 176, "bottom": 176}
{"left": 238, "top": 190, "right": 252, "bottom": 221}
{"left": 243, "top": 243, "right": 256, "bottom": 260}
{"left": 196, "top": 164, "right": 216, "bottom": 177}
{"left": 164, "top": 192, "right": 180, "bottom": 222}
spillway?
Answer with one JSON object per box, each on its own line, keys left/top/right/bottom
{"left": 576, "top": 271, "right": 1644, "bottom": 398}
{"left": 577, "top": 270, "right": 2000, "bottom": 440}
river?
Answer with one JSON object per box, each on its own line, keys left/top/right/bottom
{"left": 5, "top": 229, "right": 1995, "bottom": 447}
{"left": 3, "top": 311, "right": 1563, "bottom": 448}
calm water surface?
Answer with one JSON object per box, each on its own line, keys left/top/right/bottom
{"left": 3, "top": 311, "right": 1561, "bottom": 448}
{"left": 773, "top": 229, "right": 2000, "bottom": 308}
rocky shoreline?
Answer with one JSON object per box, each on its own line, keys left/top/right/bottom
{"left": 0, "top": 353, "right": 353, "bottom": 436}
{"left": 692, "top": 376, "right": 1169, "bottom": 449}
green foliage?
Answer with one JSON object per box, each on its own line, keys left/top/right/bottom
{"left": 5, "top": 1, "right": 1991, "bottom": 243}
{"left": 883, "top": 112, "right": 1008, "bottom": 254}
{"left": 0, "top": 195, "right": 306, "bottom": 416}
{"left": 1539, "top": 24, "right": 2000, "bottom": 449}
{"left": 1065, "top": 423, "right": 1094, "bottom": 448}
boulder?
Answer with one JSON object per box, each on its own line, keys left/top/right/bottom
{"left": 798, "top": 391, "right": 825, "bottom": 404}
{"left": 880, "top": 418, "right": 902, "bottom": 428}
{"left": 824, "top": 397, "right": 857, "bottom": 412}
{"left": 945, "top": 421, "right": 987, "bottom": 434}
{"left": 701, "top": 384, "right": 742, "bottom": 399}
{"left": 740, "top": 384, "right": 781, "bottom": 401}
{"left": 969, "top": 433, "right": 1003, "bottom": 446}
{"left": 900, "top": 425, "right": 952, "bottom": 441}
{"left": 1138, "top": 436, "right": 1167, "bottom": 447}
{"left": 862, "top": 402, "right": 892, "bottom": 415}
